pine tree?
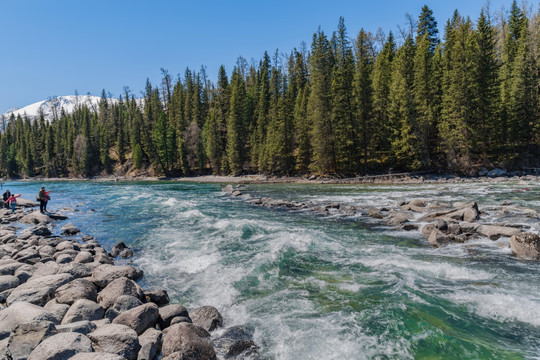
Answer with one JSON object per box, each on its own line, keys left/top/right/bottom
{"left": 225, "top": 68, "right": 247, "bottom": 175}
{"left": 331, "top": 17, "right": 357, "bottom": 174}
{"left": 308, "top": 29, "right": 336, "bottom": 174}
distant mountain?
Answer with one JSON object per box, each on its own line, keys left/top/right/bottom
{"left": 0, "top": 95, "right": 110, "bottom": 129}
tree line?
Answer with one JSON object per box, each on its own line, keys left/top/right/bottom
{"left": 1, "top": 2, "right": 539, "bottom": 179}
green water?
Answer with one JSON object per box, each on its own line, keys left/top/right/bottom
{"left": 5, "top": 180, "right": 540, "bottom": 359}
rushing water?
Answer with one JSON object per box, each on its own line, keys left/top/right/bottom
{"left": 4, "top": 180, "right": 540, "bottom": 359}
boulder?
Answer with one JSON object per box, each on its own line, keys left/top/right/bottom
{"left": 91, "top": 264, "right": 144, "bottom": 288}
{"left": 32, "top": 261, "right": 60, "bottom": 277}
{"left": 112, "top": 303, "right": 159, "bottom": 335}
{"left": 158, "top": 304, "right": 190, "bottom": 329}
{"left": 170, "top": 317, "right": 192, "bottom": 326}
{"left": 61, "top": 224, "right": 80, "bottom": 236}
{"left": 427, "top": 229, "right": 452, "bottom": 247}
{"left": 0, "top": 261, "right": 24, "bottom": 276}
{"left": 71, "top": 353, "right": 126, "bottom": 360}
{"left": 97, "top": 277, "right": 144, "bottom": 309}
{"left": 61, "top": 299, "right": 104, "bottom": 324}
{"left": 211, "top": 325, "right": 258, "bottom": 359}
{"left": 46, "top": 213, "right": 69, "bottom": 221}
{"left": 6, "top": 283, "right": 55, "bottom": 306}
{"left": 190, "top": 306, "right": 223, "bottom": 332}
{"left": 56, "top": 253, "right": 74, "bottom": 264}
{"left": 476, "top": 225, "right": 521, "bottom": 240}
{"left": 15, "top": 199, "right": 39, "bottom": 208}
{"left": 0, "top": 303, "right": 56, "bottom": 339}
{"left": 27, "top": 332, "right": 93, "bottom": 360}
{"left": 221, "top": 185, "right": 233, "bottom": 193}
{"left": 14, "top": 265, "right": 34, "bottom": 284}
{"left": 144, "top": 289, "right": 169, "bottom": 305}
{"left": 25, "top": 225, "right": 52, "bottom": 237}
{"left": 44, "top": 299, "right": 70, "bottom": 324}
{"left": 0, "top": 275, "right": 19, "bottom": 292}
{"left": 487, "top": 168, "right": 508, "bottom": 177}
{"left": 55, "top": 241, "right": 76, "bottom": 252}
{"left": 161, "top": 323, "right": 215, "bottom": 359}
{"left": 119, "top": 249, "right": 135, "bottom": 258}
{"left": 7, "top": 320, "right": 57, "bottom": 360}
{"left": 19, "top": 212, "right": 51, "bottom": 225}
{"left": 74, "top": 251, "right": 93, "bottom": 264}
{"left": 87, "top": 324, "right": 140, "bottom": 360}
{"left": 55, "top": 278, "right": 98, "bottom": 305}
{"left": 105, "top": 295, "right": 143, "bottom": 321}
{"left": 109, "top": 242, "right": 128, "bottom": 257}
{"left": 137, "top": 328, "right": 162, "bottom": 360}
{"left": 510, "top": 232, "right": 540, "bottom": 260}
{"left": 367, "top": 208, "right": 384, "bottom": 219}
{"left": 56, "top": 321, "right": 97, "bottom": 335}
{"left": 58, "top": 262, "right": 94, "bottom": 279}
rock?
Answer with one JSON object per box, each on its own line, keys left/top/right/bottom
{"left": 58, "top": 262, "right": 94, "bottom": 279}
{"left": 158, "top": 304, "right": 189, "bottom": 329}
{"left": 6, "top": 283, "right": 55, "bottom": 306}
{"left": 221, "top": 185, "right": 233, "bottom": 193}
{"left": 61, "top": 224, "right": 80, "bottom": 236}
{"left": 231, "top": 190, "right": 242, "bottom": 197}
{"left": 137, "top": 328, "right": 162, "bottom": 360}
{"left": 27, "top": 332, "right": 93, "bottom": 360}
{"left": 0, "top": 303, "right": 56, "bottom": 340}
{"left": 144, "top": 289, "right": 169, "bottom": 305}
{"left": 14, "top": 265, "right": 34, "bottom": 284}
{"left": 367, "top": 208, "right": 384, "bottom": 219}
{"left": 71, "top": 353, "right": 126, "bottom": 360}
{"left": 0, "top": 275, "right": 19, "bottom": 292}
{"left": 62, "top": 299, "right": 104, "bottom": 324}
{"left": 476, "top": 225, "right": 521, "bottom": 240}
{"left": 387, "top": 213, "right": 409, "bottom": 226}
{"left": 32, "top": 261, "right": 60, "bottom": 277}
{"left": 427, "top": 229, "right": 452, "bottom": 247}
{"left": 109, "top": 242, "right": 128, "bottom": 257}
{"left": 211, "top": 325, "right": 258, "bottom": 359}
{"left": 26, "top": 225, "right": 52, "bottom": 237}
{"left": 189, "top": 306, "right": 223, "bottom": 332}
{"left": 487, "top": 168, "right": 508, "bottom": 177}
{"left": 97, "top": 277, "right": 144, "bottom": 309}
{"left": 161, "top": 323, "right": 215, "bottom": 359}
{"left": 510, "top": 232, "right": 540, "bottom": 260}
{"left": 91, "top": 264, "right": 144, "bottom": 288}
{"left": 170, "top": 317, "right": 192, "bottom": 326}
{"left": 56, "top": 321, "right": 97, "bottom": 335}
{"left": 105, "top": 295, "right": 144, "bottom": 321}
{"left": 119, "top": 249, "right": 135, "bottom": 258}
{"left": 19, "top": 212, "right": 51, "bottom": 225}
{"left": 56, "top": 253, "right": 74, "bottom": 264}
{"left": 7, "top": 320, "right": 57, "bottom": 360}
{"left": 73, "top": 251, "right": 94, "bottom": 264}
{"left": 0, "top": 261, "right": 24, "bottom": 276}
{"left": 15, "top": 199, "right": 39, "bottom": 208}
{"left": 88, "top": 324, "right": 141, "bottom": 360}
{"left": 112, "top": 303, "right": 159, "bottom": 335}
{"left": 46, "top": 213, "right": 69, "bottom": 221}
{"left": 55, "top": 241, "right": 76, "bottom": 252}
{"left": 55, "top": 278, "right": 98, "bottom": 305}
{"left": 44, "top": 299, "right": 70, "bottom": 324}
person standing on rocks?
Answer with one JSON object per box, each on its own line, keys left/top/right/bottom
{"left": 38, "top": 186, "right": 47, "bottom": 213}
{"left": 6, "top": 193, "right": 20, "bottom": 213}
{"left": 43, "top": 189, "right": 51, "bottom": 212}
{"left": 2, "top": 189, "right": 11, "bottom": 208}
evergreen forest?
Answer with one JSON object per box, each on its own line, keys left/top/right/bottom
{"left": 1, "top": 2, "right": 539, "bottom": 178}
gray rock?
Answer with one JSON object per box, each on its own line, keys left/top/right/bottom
{"left": 14, "top": 264, "right": 35, "bottom": 284}
{"left": 55, "top": 241, "right": 76, "bottom": 252}
{"left": 7, "top": 320, "right": 57, "bottom": 360}
{"left": 144, "top": 289, "right": 169, "bottom": 305}
{"left": 19, "top": 213, "right": 51, "bottom": 225}
{"left": 97, "top": 277, "right": 144, "bottom": 309}
{"left": 0, "top": 261, "right": 24, "bottom": 276}
{"left": 476, "top": 225, "right": 521, "bottom": 240}
{"left": 0, "top": 275, "right": 19, "bottom": 292}
{"left": 56, "top": 321, "right": 97, "bottom": 335}
{"left": 427, "top": 229, "right": 452, "bottom": 247}
{"left": 62, "top": 299, "right": 104, "bottom": 324}
{"left": 105, "top": 295, "right": 144, "bottom": 321}
{"left": 137, "top": 328, "right": 162, "bottom": 360}
{"left": 44, "top": 299, "right": 70, "bottom": 324}
{"left": 112, "top": 303, "right": 159, "bottom": 335}
{"left": 0, "top": 303, "right": 54, "bottom": 338}
{"left": 158, "top": 304, "right": 189, "bottom": 329}
{"left": 56, "top": 253, "right": 74, "bottom": 264}
{"left": 161, "top": 323, "right": 215, "bottom": 359}
{"left": 32, "top": 261, "right": 60, "bottom": 277}
{"left": 6, "top": 283, "right": 55, "bottom": 306}
{"left": 61, "top": 224, "right": 80, "bottom": 236}
{"left": 88, "top": 324, "right": 140, "bottom": 360}
{"left": 91, "top": 264, "right": 144, "bottom": 288}
{"left": 74, "top": 251, "right": 93, "bottom": 264}
{"left": 211, "top": 325, "right": 258, "bottom": 359}
{"left": 119, "top": 249, "right": 135, "bottom": 258}
{"left": 71, "top": 353, "right": 126, "bottom": 360}
{"left": 55, "top": 278, "right": 98, "bottom": 305}
{"left": 58, "top": 262, "right": 94, "bottom": 279}
{"left": 27, "top": 332, "right": 93, "bottom": 360}
{"left": 26, "top": 225, "right": 52, "bottom": 237}
{"left": 169, "top": 317, "right": 192, "bottom": 326}
{"left": 367, "top": 208, "right": 384, "bottom": 219}
{"left": 510, "top": 232, "right": 540, "bottom": 260}
{"left": 190, "top": 306, "right": 223, "bottom": 332}
{"left": 38, "top": 245, "right": 55, "bottom": 258}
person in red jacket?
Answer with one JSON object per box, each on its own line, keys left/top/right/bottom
{"left": 6, "top": 193, "right": 21, "bottom": 213}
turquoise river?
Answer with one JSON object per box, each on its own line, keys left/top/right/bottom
{"left": 3, "top": 180, "right": 540, "bottom": 359}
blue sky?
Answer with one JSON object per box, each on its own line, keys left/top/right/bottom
{"left": 0, "top": 0, "right": 519, "bottom": 112}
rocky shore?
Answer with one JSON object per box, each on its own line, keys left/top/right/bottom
{"left": 223, "top": 184, "right": 540, "bottom": 260}
{"left": 0, "top": 200, "right": 258, "bottom": 359}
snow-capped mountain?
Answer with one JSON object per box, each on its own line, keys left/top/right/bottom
{"left": 1, "top": 95, "right": 104, "bottom": 124}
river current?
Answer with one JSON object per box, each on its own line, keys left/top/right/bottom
{"left": 4, "top": 180, "right": 540, "bottom": 359}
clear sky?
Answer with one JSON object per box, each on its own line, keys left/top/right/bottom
{"left": 0, "top": 0, "right": 521, "bottom": 112}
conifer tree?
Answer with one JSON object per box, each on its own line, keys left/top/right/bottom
{"left": 225, "top": 68, "right": 247, "bottom": 175}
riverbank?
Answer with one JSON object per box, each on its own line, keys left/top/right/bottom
{"left": 0, "top": 200, "right": 257, "bottom": 359}
{"left": 9, "top": 170, "right": 540, "bottom": 185}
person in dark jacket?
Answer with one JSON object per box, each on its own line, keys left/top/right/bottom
{"left": 2, "top": 189, "right": 11, "bottom": 208}
{"left": 38, "top": 187, "right": 47, "bottom": 213}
